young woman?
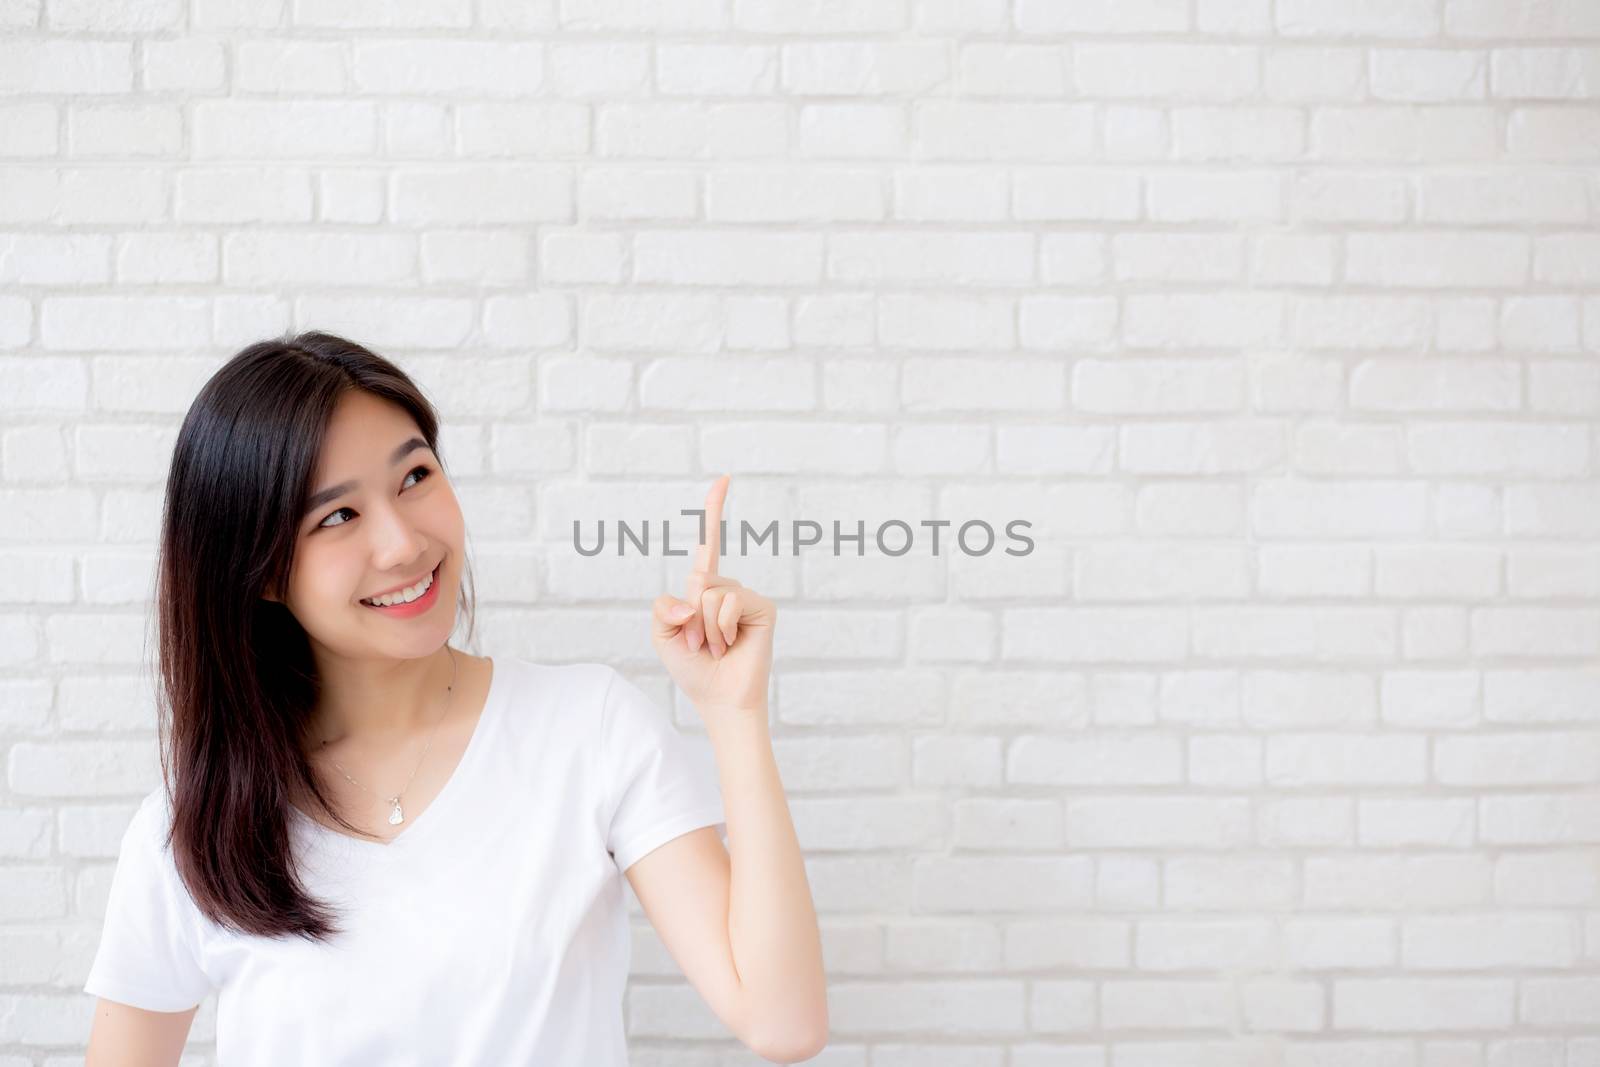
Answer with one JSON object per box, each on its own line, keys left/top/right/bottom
{"left": 82, "top": 331, "right": 827, "bottom": 1065}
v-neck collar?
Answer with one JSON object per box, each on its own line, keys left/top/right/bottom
{"left": 289, "top": 656, "right": 507, "bottom": 858}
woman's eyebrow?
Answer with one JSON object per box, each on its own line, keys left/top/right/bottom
{"left": 302, "top": 437, "right": 430, "bottom": 515}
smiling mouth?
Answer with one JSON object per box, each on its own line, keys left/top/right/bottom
{"left": 359, "top": 562, "right": 439, "bottom": 607}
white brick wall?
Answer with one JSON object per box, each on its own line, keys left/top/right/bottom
{"left": 4, "top": 0, "right": 1599, "bottom": 1060}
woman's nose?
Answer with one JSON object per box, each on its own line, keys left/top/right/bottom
{"left": 369, "top": 507, "right": 427, "bottom": 567}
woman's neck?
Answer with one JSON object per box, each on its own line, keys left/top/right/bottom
{"left": 301, "top": 645, "right": 459, "bottom": 750}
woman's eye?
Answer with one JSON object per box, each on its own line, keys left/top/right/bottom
{"left": 318, "top": 506, "right": 355, "bottom": 529}
{"left": 315, "top": 465, "right": 433, "bottom": 530}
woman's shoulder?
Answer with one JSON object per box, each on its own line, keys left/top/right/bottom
{"left": 490, "top": 655, "right": 623, "bottom": 696}
{"left": 130, "top": 784, "right": 175, "bottom": 845}
{"left": 485, "top": 656, "right": 630, "bottom": 736}
{"left": 109, "top": 786, "right": 185, "bottom": 886}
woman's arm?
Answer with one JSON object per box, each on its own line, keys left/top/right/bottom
{"left": 703, "top": 706, "right": 828, "bottom": 1062}
{"left": 85, "top": 998, "right": 198, "bottom": 1067}
{"left": 648, "top": 475, "right": 826, "bottom": 1059}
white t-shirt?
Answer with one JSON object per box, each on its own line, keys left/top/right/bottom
{"left": 83, "top": 656, "right": 728, "bottom": 1065}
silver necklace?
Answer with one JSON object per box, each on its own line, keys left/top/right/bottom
{"left": 318, "top": 646, "right": 458, "bottom": 828}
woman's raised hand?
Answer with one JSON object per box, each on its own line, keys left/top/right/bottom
{"left": 650, "top": 474, "right": 776, "bottom": 717}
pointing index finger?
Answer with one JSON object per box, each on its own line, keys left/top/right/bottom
{"left": 695, "top": 474, "right": 729, "bottom": 577}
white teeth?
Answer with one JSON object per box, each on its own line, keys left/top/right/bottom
{"left": 363, "top": 567, "right": 434, "bottom": 608}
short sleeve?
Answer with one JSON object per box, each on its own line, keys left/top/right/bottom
{"left": 599, "top": 667, "right": 726, "bottom": 875}
{"left": 82, "top": 792, "right": 216, "bottom": 1012}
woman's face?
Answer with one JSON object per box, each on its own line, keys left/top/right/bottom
{"left": 275, "top": 390, "right": 464, "bottom": 660}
